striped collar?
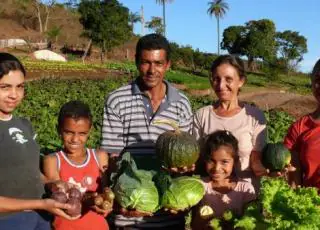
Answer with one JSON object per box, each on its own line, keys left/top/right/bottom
{"left": 131, "top": 78, "right": 181, "bottom": 102}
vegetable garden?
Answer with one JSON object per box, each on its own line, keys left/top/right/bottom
{"left": 15, "top": 77, "right": 294, "bottom": 153}
{"left": 16, "top": 74, "right": 316, "bottom": 230}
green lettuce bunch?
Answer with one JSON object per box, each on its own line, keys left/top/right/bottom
{"left": 234, "top": 177, "right": 320, "bottom": 229}
{"left": 112, "top": 152, "right": 159, "bottom": 213}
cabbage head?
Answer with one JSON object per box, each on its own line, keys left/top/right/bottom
{"left": 112, "top": 152, "right": 159, "bottom": 213}
{"left": 157, "top": 174, "right": 205, "bottom": 211}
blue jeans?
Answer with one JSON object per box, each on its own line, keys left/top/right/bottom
{"left": 0, "top": 211, "right": 51, "bottom": 230}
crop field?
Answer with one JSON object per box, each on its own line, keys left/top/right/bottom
{"left": 15, "top": 77, "right": 294, "bottom": 153}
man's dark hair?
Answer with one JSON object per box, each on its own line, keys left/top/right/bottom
{"left": 58, "top": 100, "right": 92, "bottom": 132}
{"left": 135, "top": 33, "right": 171, "bottom": 64}
{"left": 0, "top": 53, "right": 26, "bottom": 79}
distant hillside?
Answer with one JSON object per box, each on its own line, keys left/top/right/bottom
{"left": 0, "top": 0, "right": 87, "bottom": 46}
{"left": 0, "top": 0, "right": 139, "bottom": 62}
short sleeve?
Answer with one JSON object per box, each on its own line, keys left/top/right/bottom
{"left": 284, "top": 121, "right": 300, "bottom": 151}
{"left": 177, "top": 97, "right": 193, "bottom": 134}
{"left": 101, "top": 96, "right": 125, "bottom": 154}
{"left": 192, "top": 110, "right": 203, "bottom": 141}
{"left": 251, "top": 108, "right": 267, "bottom": 152}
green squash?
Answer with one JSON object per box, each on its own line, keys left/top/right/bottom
{"left": 155, "top": 129, "right": 200, "bottom": 168}
{"left": 262, "top": 143, "right": 291, "bottom": 172}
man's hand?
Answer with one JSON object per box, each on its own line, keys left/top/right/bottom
{"left": 161, "top": 164, "right": 196, "bottom": 174}
{"left": 41, "top": 198, "right": 81, "bottom": 220}
{"left": 119, "top": 207, "right": 153, "bottom": 217}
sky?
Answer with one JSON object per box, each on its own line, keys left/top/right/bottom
{"left": 117, "top": 0, "right": 319, "bottom": 73}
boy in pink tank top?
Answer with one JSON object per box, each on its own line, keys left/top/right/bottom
{"left": 43, "top": 100, "right": 110, "bottom": 230}
{"left": 191, "top": 130, "right": 256, "bottom": 230}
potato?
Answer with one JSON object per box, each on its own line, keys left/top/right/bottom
{"left": 101, "top": 200, "right": 112, "bottom": 211}
{"left": 94, "top": 195, "right": 104, "bottom": 206}
{"left": 68, "top": 187, "right": 82, "bottom": 200}
{"left": 50, "top": 181, "right": 69, "bottom": 193}
{"left": 51, "top": 191, "right": 68, "bottom": 203}
{"left": 66, "top": 198, "right": 82, "bottom": 217}
{"left": 102, "top": 187, "right": 115, "bottom": 202}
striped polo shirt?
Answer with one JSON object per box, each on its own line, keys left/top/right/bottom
{"left": 101, "top": 78, "right": 193, "bottom": 159}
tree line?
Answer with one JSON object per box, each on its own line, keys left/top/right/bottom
{"left": 8, "top": 0, "right": 308, "bottom": 75}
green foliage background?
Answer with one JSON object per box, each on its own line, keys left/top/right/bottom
{"left": 15, "top": 78, "right": 295, "bottom": 153}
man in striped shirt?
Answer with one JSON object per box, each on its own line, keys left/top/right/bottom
{"left": 101, "top": 33, "right": 193, "bottom": 229}
{"left": 101, "top": 33, "right": 193, "bottom": 170}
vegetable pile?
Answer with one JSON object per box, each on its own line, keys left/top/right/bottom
{"left": 111, "top": 152, "right": 205, "bottom": 216}
{"left": 82, "top": 187, "right": 115, "bottom": 211}
{"left": 50, "top": 181, "right": 83, "bottom": 217}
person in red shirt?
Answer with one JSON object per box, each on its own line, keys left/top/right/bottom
{"left": 284, "top": 58, "right": 320, "bottom": 189}
{"left": 43, "top": 100, "right": 110, "bottom": 230}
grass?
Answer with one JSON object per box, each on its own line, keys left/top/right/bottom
{"left": 166, "top": 70, "right": 210, "bottom": 90}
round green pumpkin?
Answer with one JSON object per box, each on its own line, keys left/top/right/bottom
{"left": 155, "top": 130, "right": 200, "bottom": 168}
{"left": 262, "top": 143, "right": 291, "bottom": 172}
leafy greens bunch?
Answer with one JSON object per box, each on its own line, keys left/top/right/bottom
{"left": 234, "top": 177, "right": 320, "bottom": 229}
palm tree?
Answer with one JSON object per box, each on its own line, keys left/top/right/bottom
{"left": 207, "top": 0, "right": 229, "bottom": 55}
{"left": 145, "top": 16, "right": 164, "bottom": 35}
{"left": 129, "top": 12, "right": 141, "bottom": 33}
{"left": 155, "top": 0, "right": 174, "bottom": 36}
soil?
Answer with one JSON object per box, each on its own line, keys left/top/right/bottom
{"left": 238, "top": 90, "right": 316, "bottom": 119}
{"left": 173, "top": 84, "right": 316, "bottom": 119}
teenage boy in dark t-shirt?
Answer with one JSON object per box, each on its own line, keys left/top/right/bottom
{"left": 0, "top": 53, "right": 76, "bottom": 230}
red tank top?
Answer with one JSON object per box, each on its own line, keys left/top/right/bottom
{"left": 53, "top": 149, "right": 109, "bottom": 230}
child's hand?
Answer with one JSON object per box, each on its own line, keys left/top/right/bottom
{"left": 161, "top": 164, "right": 196, "bottom": 174}
{"left": 91, "top": 205, "right": 112, "bottom": 217}
{"left": 42, "top": 198, "right": 81, "bottom": 220}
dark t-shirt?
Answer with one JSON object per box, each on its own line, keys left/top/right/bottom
{"left": 0, "top": 117, "right": 44, "bottom": 209}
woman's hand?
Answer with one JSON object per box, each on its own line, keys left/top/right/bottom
{"left": 268, "top": 164, "right": 296, "bottom": 177}
{"left": 41, "top": 198, "right": 80, "bottom": 220}
{"left": 250, "top": 150, "right": 268, "bottom": 177}
{"left": 251, "top": 160, "right": 269, "bottom": 177}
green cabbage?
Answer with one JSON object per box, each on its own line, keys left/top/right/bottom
{"left": 112, "top": 152, "right": 159, "bottom": 213}
{"left": 156, "top": 172, "right": 205, "bottom": 211}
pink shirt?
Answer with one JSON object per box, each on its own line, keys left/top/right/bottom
{"left": 201, "top": 177, "right": 256, "bottom": 217}
{"left": 193, "top": 104, "right": 266, "bottom": 172}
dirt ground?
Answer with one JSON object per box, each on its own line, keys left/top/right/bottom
{"left": 238, "top": 90, "right": 316, "bottom": 119}
{"left": 174, "top": 84, "right": 316, "bottom": 119}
